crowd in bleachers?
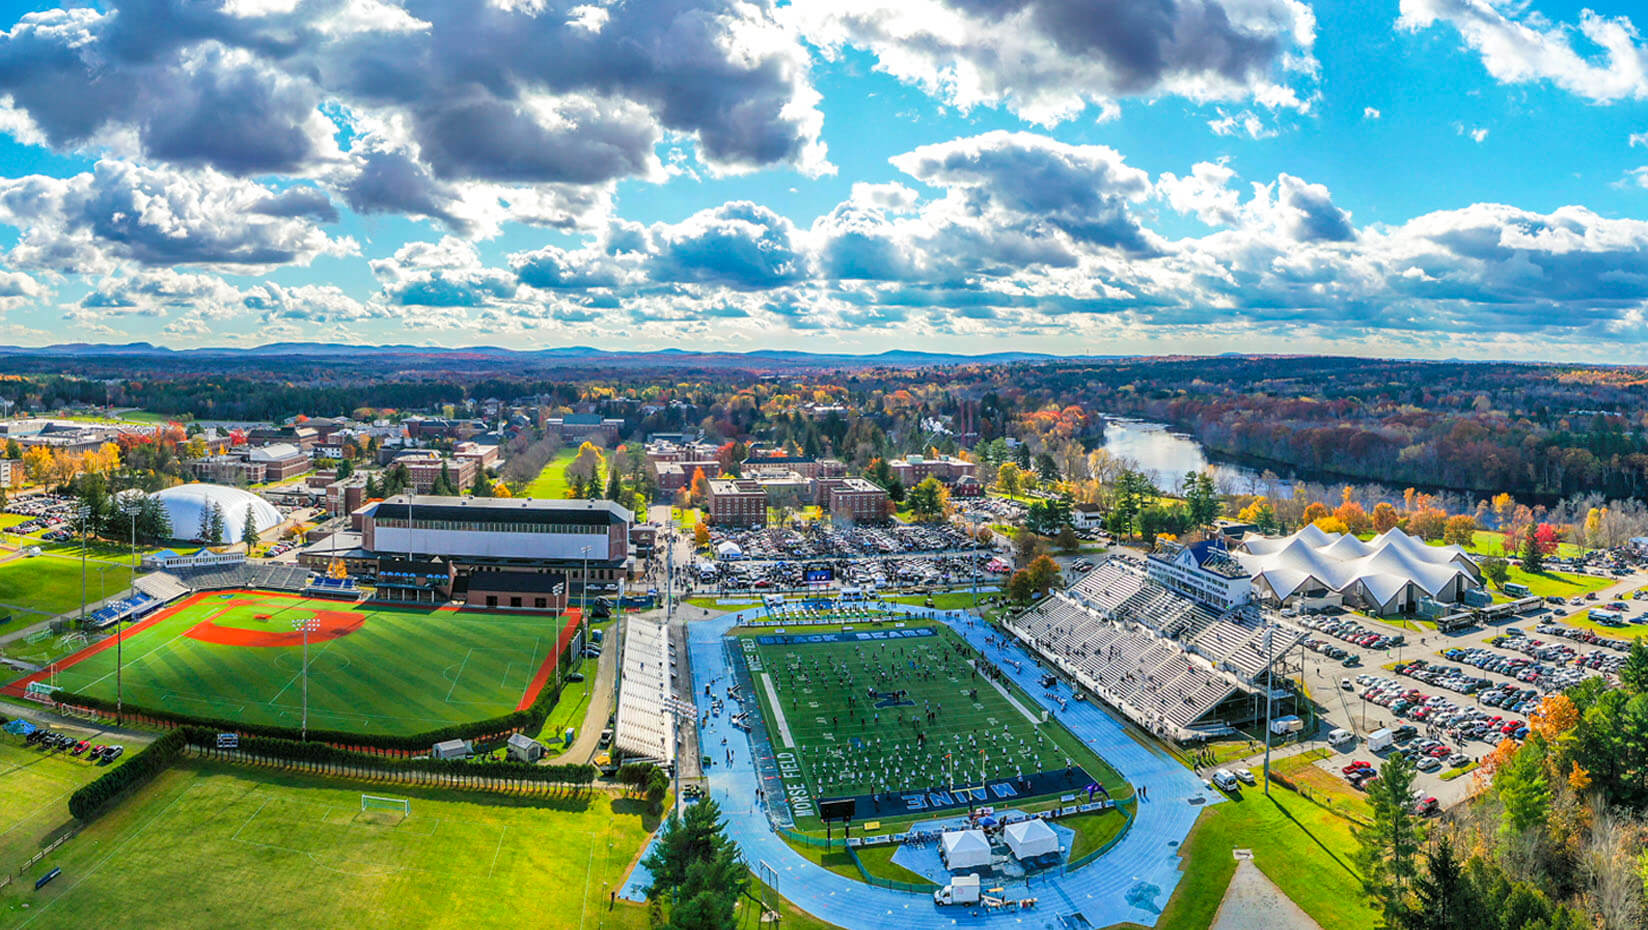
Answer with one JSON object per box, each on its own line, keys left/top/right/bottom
{"left": 1004, "top": 560, "right": 1303, "bottom": 742}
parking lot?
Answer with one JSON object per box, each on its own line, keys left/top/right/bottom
{"left": 1289, "top": 573, "right": 1648, "bottom": 808}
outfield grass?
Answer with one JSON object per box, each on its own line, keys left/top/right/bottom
{"left": 522, "top": 447, "right": 593, "bottom": 499}
{"left": 4, "top": 591, "right": 577, "bottom": 736}
{"left": 0, "top": 761, "right": 660, "bottom": 930}
{"left": 1149, "top": 782, "right": 1375, "bottom": 930}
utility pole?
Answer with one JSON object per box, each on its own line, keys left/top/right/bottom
{"left": 77, "top": 505, "right": 89, "bottom": 627}
{"left": 294, "top": 617, "right": 320, "bottom": 739}
{"left": 580, "top": 544, "right": 592, "bottom": 634}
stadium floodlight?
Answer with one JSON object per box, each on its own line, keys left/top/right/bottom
{"left": 661, "top": 695, "right": 696, "bottom": 816}
{"left": 293, "top": 617, "right": 322, "bottom": 740}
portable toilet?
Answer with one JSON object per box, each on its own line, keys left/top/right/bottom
{"left": 563, "top": 727, "right": 576, "bottom": 747}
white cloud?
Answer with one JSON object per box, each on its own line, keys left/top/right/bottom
{"left": 790, "top": 0, "right": 1317, "bottom": 126}
{"left": 1399, "top": 0, "right": 1648, "bottom": 102}
{"left": 1363, "top": 106, "right": 1382, "bottom": 119}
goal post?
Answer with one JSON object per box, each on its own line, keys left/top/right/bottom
{"left": 360, "top": 794, "right": 410, "bottom": 816}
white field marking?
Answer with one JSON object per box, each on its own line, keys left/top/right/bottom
{"left": 229, "top": 799, "right": 271, "bottom": 842}
{"left": 975, "top": 661, "right": 1039, "bottom": 727}
{"left": 267, "top": 635, "right": 343, "bottom": 705}
{"left": 17, "top": 779, "right": 206, "bottom": 929}
{"left": 761, "top": 672, "right": 795, "bottom": 748}
{"left": 443, "top": 648, "right": 476, "bottom": 702}
{"left": 578, "top": 830, "right": 598, "bottom": 930}
{"left": 486, "top": 825, "right": 509, "bottom": 879}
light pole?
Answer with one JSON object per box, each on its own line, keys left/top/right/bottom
{"left": 116, "top": 493, "right": 141, "bottom": 723}
{"left": 77, "top": 504, "right": 89, "bottom": 627}
{"left": 293, "top": 617, "right": 320, "bottom": 739}
{"left": 580, "top": 544, "right": 592, "bottom": 632}
{"left": 663, "top": 695, "right": 695, "bottom": 818}
{"left": 1262, "top": 621, "right": 1275, "bottom": 796}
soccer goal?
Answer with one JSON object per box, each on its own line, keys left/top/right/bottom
{"left": 361, "top": 795, "right": 410, "bottom": 817}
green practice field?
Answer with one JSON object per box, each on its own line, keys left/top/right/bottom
{"left": 4, "top": 591, "right": 574, "bottom": 735}
{"left": 0, "top": 762, "right": 660, "bottom": 930}
{"left": 0, "top": 552, "right": 134, "bottom": 621}
{"left": 0, "top": 735, "right": 134, "bottom": 869}
{"left": 741, "top": 620, "right": 1128, "bottom": 828}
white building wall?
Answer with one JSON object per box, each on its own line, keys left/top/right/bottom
{"left": 372, "top": 525, "right": 617, "bottom": 561}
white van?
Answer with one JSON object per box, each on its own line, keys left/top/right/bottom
{"left": 1212, "top": 769, "right": 1239, "bottom": 791}
{"left": 1328, "top": 728, "right": 1355, "bottom": 748}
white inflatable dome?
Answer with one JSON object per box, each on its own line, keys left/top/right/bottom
{"left": 153, "top": 484, "right": 282, "bottom": 542}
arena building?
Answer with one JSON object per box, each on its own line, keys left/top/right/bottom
{"left": 358, "top": 495, "right": 632, "bottom": 595}
{"left": 1234, "top": 525, "right": 1483, "bottom": 615}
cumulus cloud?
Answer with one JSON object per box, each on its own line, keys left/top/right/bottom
{"left": 1399, "top": 0, "right": 1648, "bottom": 102}
{"left": 370, "top": 237, "right": 517, "bottom": 307}
{"left": 0, "top": 160, "right": 356, "bottom": 273}
{"left": 647, "top": 201, "right": 805, "bottom": 289}
{"left": 0, "top": 0, "right": 829, "bottom": 191}
{"left": 791, "top": 0, "right": 1317, "bottom": 125}
{"left": 890, "top": 131, "right": 1159, "bottom": 254}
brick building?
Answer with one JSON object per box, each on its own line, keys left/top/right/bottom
{"left": 705, "top": 479, "right": 768, "bottom": 527}
{"left": 827, "top": 477, "right": 891, "bottom": 524}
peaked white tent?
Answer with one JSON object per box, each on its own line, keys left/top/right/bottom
{"left": 940, "top": 829, "right": 991, "bottom": 870}
{"left": 1235, "top": 527, "right": 1482, "bottom": 614}
{"left": 1003, "top": 818, "right": 1060, "bottom": 860}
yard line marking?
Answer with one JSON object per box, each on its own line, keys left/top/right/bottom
{"left": 976, "top": 659, "right": 1041, "bottom": 726}
{"left": 229, "top": 799, "right": 270, "bottom": 842}
{"left": 760, "top": 672, "right": 794, "bottom": 748}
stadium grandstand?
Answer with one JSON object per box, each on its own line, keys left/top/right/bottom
{"left": 613, "top": 615, "right": 676, "bottom": 765}
{"left": 1004, "top": 558, "right": 1305, "bottom": 743}
{"left": 82, "top": 592, "right": 159, "bottom": 631}
{"left": 163, "top": 561, "right": 315, "bottom": 593}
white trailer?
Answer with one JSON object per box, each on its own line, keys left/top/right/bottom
{"left": 1367, "top": 728, "right": 1394, "bottom": 753}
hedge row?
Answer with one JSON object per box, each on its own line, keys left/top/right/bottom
{"left": 67, "top": 730, "right": 186, "bottom": 821}
{"left": 53, "top": 673, "right": 568, "bottom": 754}
{"left": 179, "top": 726, "right": 597, "bottom": 786}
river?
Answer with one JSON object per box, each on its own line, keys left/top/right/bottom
{"left": 1098, "top": 418, "right": 1293, "bottom": 497}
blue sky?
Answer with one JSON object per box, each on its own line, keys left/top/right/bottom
{"left": 0, "top": 0, "right": 1646, "bottom": 359}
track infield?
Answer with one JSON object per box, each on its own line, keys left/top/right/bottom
{"left": 1, "top": 590, "right": 581, "bottom": 735}
{"left": 737, "top": 618, "right": 1130, "bottom": 829}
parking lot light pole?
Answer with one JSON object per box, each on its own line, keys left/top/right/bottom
{"left": 293, "top": 617, "right": 321, "bottom": 740}
{"left": 580, "top": 545, "right": 592, "bottom": 633}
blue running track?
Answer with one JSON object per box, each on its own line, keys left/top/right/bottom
{"left": 620, "top": 607, "right": 1220, "bottom": 928}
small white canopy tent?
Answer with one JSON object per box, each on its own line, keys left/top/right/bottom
{"left": 714, "top": 541, "right": 743, "bottom": 559}
{"left": 940, "top": 829, "right": 991, "bottom": 870}
{"left": 1003, "top": 818, "right": 1059, "bottom": 860}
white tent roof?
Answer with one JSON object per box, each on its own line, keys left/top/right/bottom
{"left": 1235, "top": 527, "right": 1479, "bottom": 604}
{"left": 940, "top": 830, "right": 991, "bottom": 869}
{"left": 1003, "top": 819, "right": 1059, "bottom": 859}
{"left": 715, "top": 541, "right": 743, "bottom": 557}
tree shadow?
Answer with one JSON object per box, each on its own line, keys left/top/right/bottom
{"left": 1266, "top": 793, "right": 1360, "bottom": 879}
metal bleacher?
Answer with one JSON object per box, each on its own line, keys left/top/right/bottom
{"left": 1008, "top": 560, "right": 1303, "bottom": 741}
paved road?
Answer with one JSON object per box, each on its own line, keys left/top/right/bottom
{"left": 554, "top": 628, "right": 619, "bottom": 763}
{"left": 621, "top": 605, "right": 1221, "bottom": 929}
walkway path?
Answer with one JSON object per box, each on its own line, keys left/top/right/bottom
{"left": 1211, "top": 858, "right": 1322, "bottom": 930}
{"left": 621, "top": 606, "right": 1219, "bottom": 929}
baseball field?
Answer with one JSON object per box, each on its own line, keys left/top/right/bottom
{"left": 1, "top": 590, "right": 580, "bottom": 736}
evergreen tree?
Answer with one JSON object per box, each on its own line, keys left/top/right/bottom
{"left": 1014, "top": 443, "right": 1031, "bottom": 469}
{"left": 642, "top": 797, "right": 748, "bottom": 929}
{"left": 1356, "top": 750, "right": 1422, "bottom": 926}
{"left": 606, "top": 464, "right": 622, "bottom": 501}
{"left": 197, "top": 500, "right": 214, "bottom": 542}
{"left": 207, "top": 501, "right": 226, "bottom": 545}
{"left": 1393, "top": 837, "right": 1472, "bottom": 930}
{"left": 241, "top": 503, "right": 261, "bottom": 548}
{"left": 1621, "top": 640, "right": 1648, "bottom": 694}
{"left": 469, "top": 469, "right": 492, "bottom": 497}
{"left": 1519, "top": 524, "right": 1543, "bottom": 573}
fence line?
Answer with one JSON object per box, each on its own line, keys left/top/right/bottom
{"left": 181, "top": 746, "right": 596, "bottom": 797}
{"left": 16, "top": 826, "right": 79, "bottom": 877}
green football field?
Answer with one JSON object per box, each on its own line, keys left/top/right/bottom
{"left": 4, "top": 590, "right": 575, "bottom": 736}
{"left": 742, "top": 620, "right": 1128, "bottom": 808}
{"left": 0, "top": 762, "right": 660, "bottom": 930}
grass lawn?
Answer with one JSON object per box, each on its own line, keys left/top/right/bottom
{"left": 0, "top": 552, "right": 134, "bottom": 619}
{"left": 1150, "top": 783, "right": 1374, "bottom": 930}
{"left": 522, "top": 447, "right": 594, "bottom": 499}
{"left": 671, "top": 507, "right": 700, "bottom": 528}
{"left": 782, "top": 837, "right": 935, "bottom": 888}
{"left": 0, "top": 761, "right": 660, "bottom": 930}
{"left": 885, "top": 592, "right": 988, "bottom": 610}
{"left": 1460, "top": 529, "right": 1586, "bottom": 559}
{"left": 1063, "top": 804, "right": 1132, "bottom": 860}
{"left": 0, "top": 734, "right": 134, "bottom": 868}
{"left": 1440, "top": 761, "right": 1479, "bottom": 781}
{"left": 741, "top": 619, "right": 1130, "bottom": 833}
{"left": 534, "top": 665, "right": 595, "bottom": 749}
{"left": 3, "top": 590, "right": 580, "bottom": 736}
{"left": 1494, "top": 564, "right": 1613, "bottom": 601}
